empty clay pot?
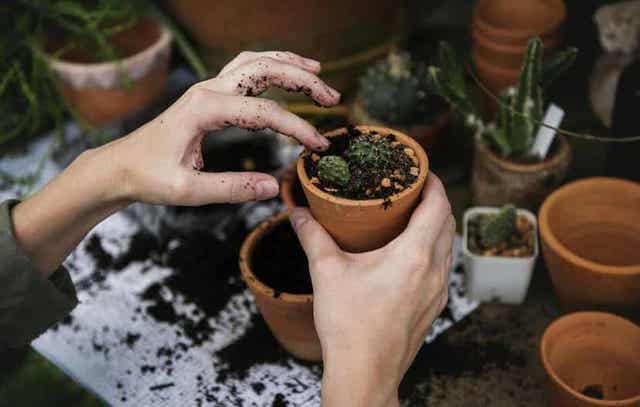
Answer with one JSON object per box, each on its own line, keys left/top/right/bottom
{"left": 297, "top": 125, "right": 429, "bottom": 252}
{"left": 349, "top": 97, "right": 452, "bottom": 153}
{"left": 540, "top": 311, "right": 640, "bottom": 406}
{"left": 539, "top": 178, "right": 640, "bottom": 313}
{"left": 471, "top": 0, "right": 566, "bottom": 97}
{"left": 46, "top": 17, "right": 171, "bottom": 127}
{"left": 239, "top": 212, "right": 321, "bottom": 361}
{"left": 471, "top": 131, "right": 572, "bottom": 210}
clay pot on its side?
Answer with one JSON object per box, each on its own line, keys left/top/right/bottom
{"left": 349, "top": 98, "right": 452, "bottom": 153}
{"left": 538, "top": 177, "right": 640, "bottom": 313}
{"left": 239, "top": 212, "right": 321, "bottom": 361}
{"left": 46, "top": 17, "right": 172, "bottom": 127}
{"left": 471, "top": 131, "right": 571, "bottom": 210}
{"left": 541, "top": 312, "right": 640, "bottom": 406}
{"left": 297, "top": 125, "right": 429, "bottom": 252}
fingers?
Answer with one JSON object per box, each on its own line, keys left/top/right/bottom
{"left": 202, "top": 56, "right": 340, "bottom": 107}
{"left": 181, "top": 88, "right": 330, "bottom": 151}
{"left": 397, "top": 173, "right": 453, "bottom": 250}
{"left": 169, "top": 170, "right": 280, "bottom": 205}
{"left": 218, "top": 51, "right": 321, "bottom": 76}
{"left": 289, "top": 207, "right": 340, "bottom": 266}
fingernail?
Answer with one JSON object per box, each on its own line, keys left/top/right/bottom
{"left": 328, "top": 87, "right": 341, "bottom": 101}
{"left": 289, "top": 208, "right": 308, "bottom": 230}
{"left": 304, "top": 58, "right": 321, "bottom": 68}
{"left": 255, "top": 179, "right": 279, "bottom": 200}
{"left": 316, "top": 134, "right": 331, "bottom": 150}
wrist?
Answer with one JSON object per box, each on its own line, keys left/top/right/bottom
{"left": 321, "top": 348, "right": 400, "bottom": 407}
{"left": 76, "top": 146, "right": 132, "bottom": 208}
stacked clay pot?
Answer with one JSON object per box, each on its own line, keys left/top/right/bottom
{"left": 471, "top": 0, "right": 566, "bottom": 99}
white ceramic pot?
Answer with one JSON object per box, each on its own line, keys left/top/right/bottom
{"left": 462, "top": 206, "right": 538, "bottom": 304}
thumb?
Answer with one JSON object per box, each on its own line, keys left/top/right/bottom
{"left": 289, "top": 208, "right": 340, "bottom": 265}
{"left": 175, "top": 171, "right": 279, "bottom": 205}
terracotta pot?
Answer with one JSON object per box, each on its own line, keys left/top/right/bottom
{"left": 471, "top": 131, "right": 572, "bottom": 210}
{"left": 471, "top": 0, "right": 566, "bottom": 97}
{"left": 349, "top": 97, "right": 452, "bottom": 153}
{"left": 297, "top": 125, "right": 429, "bottom": 252}
{"left": 46, "top": 17, "right": 171, "bottom": 127}
{"left": 280, "top": 162, "right": 308, "bottom": 210}
{"left": 538, "top": 178, "right": 640, "bottom": 313}
{"left": 540, "top": 311, "right": 640, "bottom": 406}
{"left": 163, "top": 0, "right": 406, "bottom": 96}
{"left": 239, "top": 212, "right": 321, "bottom": 361}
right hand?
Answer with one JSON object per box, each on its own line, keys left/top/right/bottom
{"left": 290, "top": 174, "right": 455, "bottom": 407}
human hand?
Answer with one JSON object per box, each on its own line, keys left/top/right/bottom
{"left": 95, "top": 50, "right": 341, "bottom": 206}
{"left": 290, "top": 174, "right": 455, "bottom": 407}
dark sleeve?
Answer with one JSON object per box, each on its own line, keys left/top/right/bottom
{"left": 0, "top": 200, "right": 78, "bottom": 348}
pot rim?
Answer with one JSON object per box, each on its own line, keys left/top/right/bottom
{"left": 280, "top": 162, "right": 299, "bottom": 210}
{"left": 297, "top": 125, "right": 429, "bottom": 207}
{"left": 239, "top": 212, "right": 313, "bottom": 304}
{"left": 46, "top": 17, "right": 172, "bottom": 72}
{"left": 540, "top": 311, "right": 640, "bottom": 405}
{"left": 538, "top": 177, "right": 640, "bottom": 275}
{"left": 462, "top": 206, "right": 538, "bottom": 261}
{"left": 471, "top": 28, "right": 561, "bottom": 55}
{"left": 474, "top": 128, "right": 571, "bottom": 173}
{"left": 472, "top": 1, "right": 566, "bottom": 40}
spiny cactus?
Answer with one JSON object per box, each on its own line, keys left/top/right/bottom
{"left": 346, "top": 136, "right": 395, "bottom": 170}
{"left": 359, "top": 51, "right": 441, "bottom": 125}
{"left": 481, "top": 204, "right": 517, "bottom": 247}
{"left": 428, "top": 38, "right": 577, "bottom": 159}
{"left": 317, "top": 156, "right": 351, "bottom": 187}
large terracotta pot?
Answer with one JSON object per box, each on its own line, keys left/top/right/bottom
{"left": 349, "top": 97, "right": 452, "bottom": 153}
{"left": 297, "top": 125, "right": 429, "bottom": 252}
{"left": 538, "top": 178, "right": 640, "bottom": 314}
{"left": 163, "top": 0, "right": 406, "bottom": 96}
{"left": 471, "top": 0, "right": 566, "bottom": 98}
{"left": 239, "top": 212, "right": 321, "bottom": 361}
{"left": 46, "top": 17, "right": 171, "bottom": 127}
{"left": 471, "top": 131, "right": 572, "bottom": 210}
{"left": 540, "top": 312, "right": 640, "bottom": 406}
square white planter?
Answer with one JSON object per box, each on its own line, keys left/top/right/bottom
{"left": 462, "top": 207, "right": 539, "bottom": 304}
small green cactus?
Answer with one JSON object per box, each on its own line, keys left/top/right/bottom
{"left": 428, "top": 38, "right": 578, "bottom": 159}
{"left": 480, "top": 204, "right": 517, "bottom": 248}
{"left": 346, "top": 136, "right": 394, "bottom": 170}
{"left": 359, "top": 51, "right": 440, "bottom": 125}
{"left": 317, "top": 156, "right": 351, "bottom": 187}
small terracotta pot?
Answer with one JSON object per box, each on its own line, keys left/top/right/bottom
{"left": 349, "top": 97, "right": 452, "bottom": 153}
{"left": 297, "top": 125, "right": 429, "bottom": 252}
{"left": 471, "top": 131, "right": 572, "bottom": 210}
{"left": 239, "top": 212, "right": 321, "bottom": 361}
{"left": 280, "top": 162, "right": 308, "bottom": 210}
{"left": 538, "top": 178, "right": 640, "bottom": 313}
{"left": 540, "top": 312, "right": 640, "bottom": 406}
{"left": 46, "top": 17, "right": 171, "bottom": 127}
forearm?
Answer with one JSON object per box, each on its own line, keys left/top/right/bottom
{"left": 11, "top": 148, "right": 129, "bottom": 276}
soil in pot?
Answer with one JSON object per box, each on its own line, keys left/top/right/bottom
{"left": 467, "top": 210, "right": 535, "bottom": 258}
{"left": 251, "top": 220, "right": 311, "bottom": 296}
{"left": 303, "top": 126, "right": 420, "bottom": 205}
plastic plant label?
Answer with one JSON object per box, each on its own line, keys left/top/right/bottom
{"left": 531, "top": 103, "right": 565, "bottom": 159}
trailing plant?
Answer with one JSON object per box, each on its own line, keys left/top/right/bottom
{"left": 359, "top": 51, "right": 444, "bottom": 126}
{"left": 428, "top": 38, "right": 577, "bottom": 159}
{"left": 480, "top": 204, "right": 517, "bottom": 247}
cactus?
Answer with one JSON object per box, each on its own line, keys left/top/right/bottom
{"left": 346, "top": 136, "right": 395, "bottom": 170}
{"left": 317, "top": 156, "right": 351, "bottom": 187}
{"left": 359, "top": 51, "right": 440, "bottom": 125}
{"left": 428, "top": 38, "right": 577, "bottom": 159}
{"left": 480, "top": 204, "right": 517, "bottom": 248}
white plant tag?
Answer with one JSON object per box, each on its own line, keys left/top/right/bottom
{"left": 531, "top": 103, "right": 565, "bottom": 159}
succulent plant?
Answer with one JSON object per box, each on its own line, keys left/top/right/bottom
{"left": 317, "top": 155, "right": 351, "bottom": 187}
{"left": 480, "top": 204, "right": 517, "bottom": 248}
{"left": 346, "top": 136, "right": 395, "bottom": 170}
{"left": 359, "top": 51, "right": 442, "bottom": 125}
{"left": 428, "top": 38, "right": 578, "bottom": 159}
